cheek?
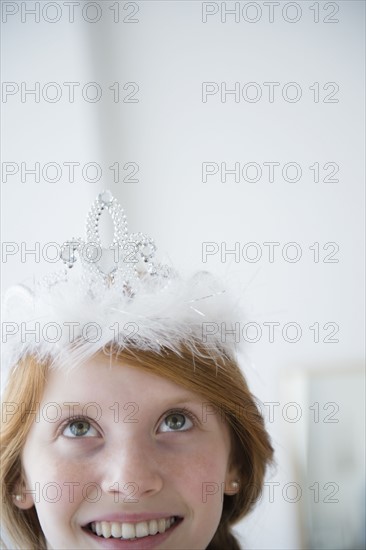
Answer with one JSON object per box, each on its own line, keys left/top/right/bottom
{"left": 22, "top": 444, "right": 94, "bottom": 509}
{"left": 163, "top": 442, "right": 229, "bottom": 504}
{"left": 172, "top": 449, "right": 227, "bottom": 545}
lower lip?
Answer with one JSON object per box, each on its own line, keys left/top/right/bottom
{"left": 83, "top": 518, "right": 182, "bottom": 550}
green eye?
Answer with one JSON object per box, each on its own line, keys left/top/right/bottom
{"left": 62, "top": 419, "right": 98, "bottom": 438}
{"left": 159, "top": 412, "right": 194, "bottom": 433}
{"left": 70, "top": 420, "right": 90, "bottom": 436}
{"left": 165, "top": 413, "right": 186, "bottom": 430}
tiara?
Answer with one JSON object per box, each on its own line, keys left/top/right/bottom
{"left": 59, "top": 189, "right": 173, "bottom": 296}
{"left": 2, "top": 191, "right": 241, "bottom": 381}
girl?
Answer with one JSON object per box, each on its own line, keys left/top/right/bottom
{"left": 1, "top": 192, "right": 273, "bottom": 549}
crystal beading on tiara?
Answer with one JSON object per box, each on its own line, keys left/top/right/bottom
{"left": 60, "top": 191, "right": 172, "bottom": 296}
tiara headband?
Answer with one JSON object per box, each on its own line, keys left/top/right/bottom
{"left": 59, "top": 189, "right": 172, "bottom": 296}
{"left": 2, "top": 191, "right": 241, "bottom": 381}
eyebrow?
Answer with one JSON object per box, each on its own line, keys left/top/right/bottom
{"left": 54, "top": 396, "right": 207, "bottom": 413}
{"left": 57, "top": 402, "right": 97, "bottom": 415}
{"left": 156, "top": 395, "right": 206, "bottom": 406}
{"left": 48, "top": 398, "right": 221, "bottom": 427}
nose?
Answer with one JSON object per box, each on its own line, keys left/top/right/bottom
{"left": 100, "top": 439, "right": 164, "bottom": 501}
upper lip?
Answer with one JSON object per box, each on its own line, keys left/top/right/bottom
{"left": 83, "top": 513, "right": 181, "bottom": 524}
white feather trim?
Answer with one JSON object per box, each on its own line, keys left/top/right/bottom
{"left": 2, "top": 270, "right": 244, "bottom": 385}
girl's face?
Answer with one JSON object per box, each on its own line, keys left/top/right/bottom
{"left": 16, "top": 354, "right": 238, "bottom": 549}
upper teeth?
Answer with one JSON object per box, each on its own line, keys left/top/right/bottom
{"left": 90, "top": 517, "right": 176, "bottom": 539}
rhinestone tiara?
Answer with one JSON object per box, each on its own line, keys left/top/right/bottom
{"left": 2, "top": 191, "right": 242, "bottom": 382}
{"left": 59, "top": 190, "right": 173, "bottom": 295}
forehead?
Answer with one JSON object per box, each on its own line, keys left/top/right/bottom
{"left": 42, "top": 354, "right": 207, "bottom": 407}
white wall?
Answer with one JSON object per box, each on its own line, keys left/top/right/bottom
{"left": 1, "top": 2, "right": 365, "bottom": 548}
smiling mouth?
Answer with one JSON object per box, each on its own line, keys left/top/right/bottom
{"left": 87, "top": 517, "right": 181, "bottom": 540}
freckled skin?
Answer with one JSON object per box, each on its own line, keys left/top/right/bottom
{"left": 17, "top": 356, "right": 237, "bottom": 549}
